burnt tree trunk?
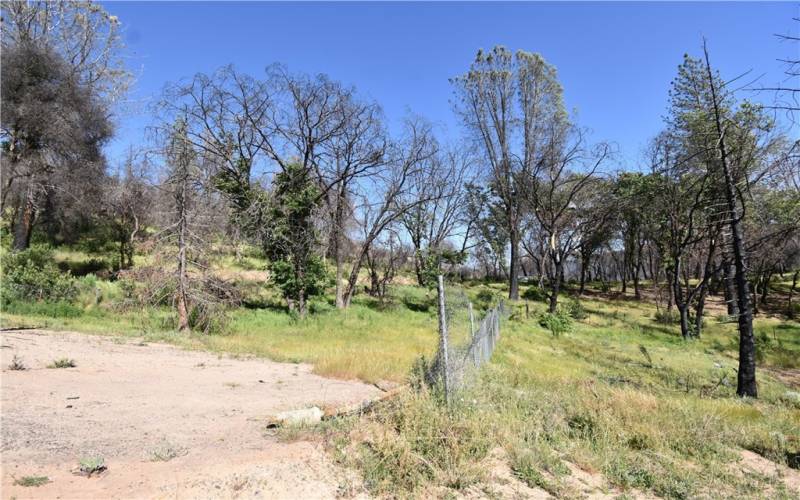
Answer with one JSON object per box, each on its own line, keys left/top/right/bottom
{"left": 704, "top": 45, "right": 756, "bottom": 398}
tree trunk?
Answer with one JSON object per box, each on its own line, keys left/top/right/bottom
{"left": 678, "top": 303, "right": 691, "bottom": 340}
{"left": 343, "top": 246, "right": 370, "bottom": 308}
{"left": 548, "top": 255, "right": 562, "bottom": 313}
{"left": 694, "top": 286, "right": 707, "bottom": 338}
{"left": 176, "top": 177, "right": 190, "bottom": 332}
{"left": 509, "top": 225, "right": 520, "bottom": 300}
{"left": 671, "top": 260, "right": 691, "bottom": 339}
{"left": 12, "top": 186, "right": 36, "bottom": 251}
{"left": 176, "top": 243, "right": 189, "bottom": 331}
{"left": 703, "top": 45, "right": 756, "bottom": 398}
{"left": 760, "top": 271, "right": 772, "bottom": 305}
{"left": 579, "top": 251, "right": 589, "bottom": 295}
{"left": 723, "top": 258, "right": 738, "bottom": 316}
{"left": 333, "top": 195, "right": 347, "bottom": 309}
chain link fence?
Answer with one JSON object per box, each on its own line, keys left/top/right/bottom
{"left": 425, "top": 276, "right": 505, "bottom": 402}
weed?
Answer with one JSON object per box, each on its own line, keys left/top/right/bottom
{"left": 654, "top": 309, "right": 679, "bottom": 324}
{"left": 566, "top": 297, "right": 587, "bottom": 320}
{"left": 539, "top": 309, "right": 572, "bottom": 337}
{"left": 14, "top": 476, "right": 49, "bottom": 487}
{"left": 78, "top": 456, "right": 106, "bottom": 476}
{"left": 47, "top": 358, "right": 76, "bottom": 369}
{"left": 147, "top": 442, "right": 186, "bottom": 462}
{"left": 8, "top": 355, "right": 27, "bottom": 371}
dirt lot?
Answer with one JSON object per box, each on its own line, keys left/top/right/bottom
{"left": 0, "top": 329, "right": 380, "bottom": 499}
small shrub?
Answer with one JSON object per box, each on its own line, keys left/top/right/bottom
{"left": 715, "top": 313, "right": 737, "bottom": 323}
{"left": 521, "top": 286, "right": 547, "bottom": 302}
{"left": 147, "top": 442, "right": 185, "bottom": 462}
{"left": 47, "top": 358, "right": 76, "bottom": 369}
{"left": 1, "top": 245, "right": 77, "bottom": 303}
{"left": 8, "top": 354, "right": 27, "bottom": 371}
{"left": 539, "top": 309, "right": 573, "bottom": 337}
{"left": 653, "top": 309, "right": 679, "bottom": 325}
{"left": 754, "top": 331, "right": 773, "bottom": 363}
{"left": 59, "top": 257, "right": 113, "bottom": 277}
{"left": 567, "top": 413, "right": 597, "bottom": 440}
{"left": 78, "top": 456, "right": 106, "bottom": 476}
{"left": 566, "top": 297, "right": 587, "bottom": 320}
{"left": 14, "top": 475, "right": 49, "bottom": 487}
{"left": 475, "top": 287, "right": 499, "bottom": 306}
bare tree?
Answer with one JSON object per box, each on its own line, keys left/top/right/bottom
{"left": 341, "top": 117, "right": 437, "bottom": 307}
{"left": 400, "top": 145, "right": 476, "bottom": 286}
{"left": 524, "top": 123, "right": 610, "bottom": 312}
{"left": 105, "top": 151, "right": 152, "bottom": 270}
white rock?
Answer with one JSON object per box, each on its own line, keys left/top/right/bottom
{"left": 273, "top": 407, "right": 324, "bottom": 426}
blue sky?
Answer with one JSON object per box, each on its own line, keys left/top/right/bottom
{"left": 103, "top": 1, "right": 799, "bottom": 170}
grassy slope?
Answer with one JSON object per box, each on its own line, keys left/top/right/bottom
{"left": 2, "top": 249, "right": 799, "bottom": 498}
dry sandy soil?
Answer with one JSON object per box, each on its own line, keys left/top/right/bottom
{"left": 0, "top": 329, "right": 380, "bottom": 499}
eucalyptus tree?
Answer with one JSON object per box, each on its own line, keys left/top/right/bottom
{"left": 452, "top": 47, "right": 567, "bottom": 300}
{"left": 465, "top": 183, "right": 510, "bottom": 280}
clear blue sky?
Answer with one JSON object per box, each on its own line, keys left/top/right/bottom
{"left": 103, "top": 1, "right": 799, "bottom": 169}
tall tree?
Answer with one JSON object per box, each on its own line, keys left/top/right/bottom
{"left": 453, "top": 47, "right": 566, "bottom": 300}
{"left": 1, "top": 1, "right": 129, "bottom": 249}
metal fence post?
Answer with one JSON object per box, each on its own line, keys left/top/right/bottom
{"left": 436, "top": 275, "right": 450, "bottom": 404}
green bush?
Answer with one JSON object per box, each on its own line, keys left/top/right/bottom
{"left": 566, "top": 297, "right": 587, "bottom": 320}
{"left": 539, "top": 309, "right": 573, "bottom": 337}
{"left": 475, "top": 287, "right": 500, "bottom": 307}
{"left": 522, "top": 286, "right": 547, "bottom": 302}
{"left": 1, "top": 246, "right": 77, "bottom": 303}
{"left": 654, "top": 309, "right": 679, "bottom": 325}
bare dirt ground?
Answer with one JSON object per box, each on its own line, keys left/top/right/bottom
{"left": 0, "top": 329, "right": 380, "bottom": 499}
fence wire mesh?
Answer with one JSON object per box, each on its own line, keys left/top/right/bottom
{"left": 426, "top": 277, "right": 505, "bottom": 399}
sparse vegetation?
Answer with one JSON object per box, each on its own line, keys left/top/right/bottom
{"left": 147, "top": 442, "right": 186, "bottom": 462}
{"left": 7, "top": 355, "right": 26, "bottom": 371}
{"left": 14, "top": 475, "right": 50, "bottom": 487}
{"left": 78, "top": 456, "right": 106, "bottom": 476}
{"left": 47, "top": 358, "right": 76, "bottom": 369}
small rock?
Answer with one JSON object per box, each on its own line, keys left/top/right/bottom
{"left": 269, "top": 407, "right": 323, "bottom": 427}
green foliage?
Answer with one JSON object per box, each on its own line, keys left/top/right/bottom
{"left": 268, "top": 256, "right": 329, "bottom": 308}
{"left": 654, "top": 309, "right": 679, "bottom": 325}
{"left": 332, "top": 391, "right": 492, "bottom": 494}
{"left": 538, "top": 308, "right": 573, "bottom": 337}
{"left": 1, "top": 245, "right": 77, "bottom": 303}
{"left": 565, "top": 297, "right": 587, "bottom": 320}
{"left": 263, "top": 163, "right": 328, "bottom": 311}
{"left": 475, "top": 287, "right": 502, "bottom": 308}
{"left": 417, "top": 249, "right": 468, "bottom": 287}
{"left": 78, "top": 456, "right": 106, "bottom": 476}
{"left": 47, "top": 358, "right": 76, "bottom": 368}
{"left": 14, "top": 476, "right": 49, "bottom": 487}
{"left": 521, "top": 285, "right": 547, "bottom": 302}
